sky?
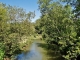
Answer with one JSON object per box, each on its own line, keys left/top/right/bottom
{"left": 0, "top": 0, "right": 41, "bottom": 22}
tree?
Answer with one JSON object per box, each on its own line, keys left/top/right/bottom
{"left": 60, "top": 0, "right": 80, "bottom": 18}
{"left": 4, "top": 5, "right": 35, "bottom": 58}
{"left": 0, "top": 3, "right": 35, "bottom": 59}
{"left": 37, "top": 0, "right": 80, "bottom": 60}
{"left": 0, "top": 3, "right": 8, "bottom": 60}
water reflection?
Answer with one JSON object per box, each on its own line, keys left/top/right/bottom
{"left": 16, "top": 42, "right": 42, "bottom": 60}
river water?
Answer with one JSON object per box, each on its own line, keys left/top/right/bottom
{"left": 16, "top": 42, "right": 42, "bottom": 60}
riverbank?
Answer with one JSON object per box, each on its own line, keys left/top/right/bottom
{"left": 36, "top": 40, "right": 64, "bottom": 60}
{"left": 14, "top": 35, "right": 64, "bottom": 60}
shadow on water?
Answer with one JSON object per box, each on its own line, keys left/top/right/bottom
{"left": 16, "top": 42, "right": 42, "bottom": 60}
{"left": 15, "top": 41, "right": 65, "bottom": 60}
{"left": 37, "top": 42, "right": 64, "bottom": 60}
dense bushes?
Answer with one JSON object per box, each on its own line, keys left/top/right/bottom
{"left": 35, "top": 0, "right": 80, "bottom": 60}
{"left": 0, "top": 3, "right": 35, "bottom": 59}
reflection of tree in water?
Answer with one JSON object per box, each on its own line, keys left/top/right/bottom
{"left": 16, "top": 42, "right": 42, "bottom": 60}
{"left": 76, "top": 55, "right": 80, "bottom": 60}
{"left": 37, "top": 42, "right": 64, "bottom": 60}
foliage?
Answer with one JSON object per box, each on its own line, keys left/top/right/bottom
{"left": 60, "top": 0, "right": 80, "bottom": 18}
{"left": 0, "top": 3, "right": 8, "bottom": 60}
{"left": 0, "top": 3, "right": 35, "bottom": 59}
{"left": 36, "top": 0, "right": 80, "bottom": 60}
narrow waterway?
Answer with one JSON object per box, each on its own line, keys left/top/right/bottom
{"left": 16, "top": 42, "right": 42, "bottom": 60}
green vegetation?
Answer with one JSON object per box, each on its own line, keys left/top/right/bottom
{"left": 0, "top": 3, "right": 35, "bottom": 60}
{"left": 0, "top": 0, "right": 80, "bottom": 60}
{"left": 37, "top": 40, "right": 64, "bottom": 60}
{"left": 35, "top": 0, "right": 80, "bottom": 60}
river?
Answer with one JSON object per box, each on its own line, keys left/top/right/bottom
{"left": 16, "top": 42, "right": 42, "bottom": 60}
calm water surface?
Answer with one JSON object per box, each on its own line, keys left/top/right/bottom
{"left": 16, "top": 42, "right": 42, "bottom": 60}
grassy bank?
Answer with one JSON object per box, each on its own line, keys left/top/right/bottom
{"left": 36, "top": 40, "right": 64, "bottom": 60}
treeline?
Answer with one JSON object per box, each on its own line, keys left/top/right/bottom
{"left": 35, "top": 0, "right": 80, "bottom": 60}
{"left": 0, "top": 3, "right": 35, "bottom": 60}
